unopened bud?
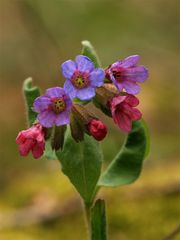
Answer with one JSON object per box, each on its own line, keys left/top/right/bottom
{"left": 51, "top": 125, "right": 66, "bottom": 151}
{"left": 87, "top": 119, "right": 107, "bottom": 141}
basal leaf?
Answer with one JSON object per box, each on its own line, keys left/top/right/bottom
{"left": 23, "top": 77, "right": 40, "bottom": 126}
{"left": 98, "top": 120, "right": 149, "bottom": 187}
{"left": 56, "top": 128, "right": 103, "bottom": 204}
{"left": 91, "top": 199, "right": 107, "bottom": 240}
{"left": 81, "top": 40, "right": 101, "bottom": 68}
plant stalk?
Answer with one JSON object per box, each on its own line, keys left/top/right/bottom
{"left": 84, "top": 202, "right": 92, "bottom": 240}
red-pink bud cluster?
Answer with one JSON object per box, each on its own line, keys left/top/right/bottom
{"left": 16, "top": 123, "right": 45, "bottom": 159}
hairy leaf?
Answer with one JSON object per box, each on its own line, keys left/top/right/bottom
{"left": 56, "top": 129, "right": 103, "bottom": 204}
{"left": 98, "top": 120, "right": 149, "bottom": 187}
{"left": 23, "top": 77, "right": 40, "bottom": 126}
{"left": 81, "top": 40, "right": 101, "bottom": 68}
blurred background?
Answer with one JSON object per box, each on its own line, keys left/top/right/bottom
{"left": 0, "top": 0, "right": 180, "bottom": 239}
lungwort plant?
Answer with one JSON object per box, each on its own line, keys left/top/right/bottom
{"left": 16, "top": 40, "right": 149, "bottom": 240}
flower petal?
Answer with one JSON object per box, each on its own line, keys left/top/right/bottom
{"left": 45, "top": 87, "right": 65, "bottom": 98}
{"left": 19, "top": 139, "right": 34, "bottom": 156}
{"left": 63, "top": 80, "right": 77, "bottom": 100}
{"left": 75, "top": 55, "right": 94, "bottom": 72}
{"left": 110, "top": 96, "right": 126, "bottom": 113}
{"left": 109, "top": 73, "right": 124, "bottom": 92}
{"left": 121, "top": 55, "right": 140, "bottom": 68}
{"left": 61, "top": 60, "right": 77, "bottom": 79}
{"left": 114, "top": 112, "right": 132, "bottom": 133}
{"left": 37, "top": 111, "right": 56, "bottom": 128}
{"left": 76, "top": 87, "right": 95, "bottom": 100}
{"left": 33, "top": 96, "right": 51, "bottom": 113}
{"left": 123, "top": 81, "right": 141, "bottom": 95}
{"left": 64, "top": 94, "right": 72, "bottom": 111}
{"left": 125, "top": 95, "right": 139, "bottom": 107}
{"left": 89, "top": 68, "right": 105, "bottom": 87}
{"left": 55, "top": 111, "right": 70, "bottom": 126}
{"left": 122, "top": 66, "right": 148, "bottom": 83}
{"left": 16, "top": 131, "right": 27, "bottom": 144}
{"left": 115, "top": 82, "right": 124, "bottom": 92}
{"left": 32, "top": 142, "right": 45, "bottom": 159}
{"left": 131, "top": 108, "right": 142, "bottom": 120}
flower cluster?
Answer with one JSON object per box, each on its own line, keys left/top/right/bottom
{"left": 16, "top": 54, "right": 148, "bottom": 159}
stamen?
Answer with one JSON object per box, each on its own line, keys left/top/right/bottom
{"left": 112, "top": 70, "right": 122, "bottom": 82}
{"left": 52, "top": 98, "right": 66, "bottom": 114}
{"left": 71, "top": 72, "right": 89, "bottom": 89}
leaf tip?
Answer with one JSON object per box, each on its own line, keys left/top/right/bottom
{"left": 81, "top": 40, "right": 91, "bottom": 47}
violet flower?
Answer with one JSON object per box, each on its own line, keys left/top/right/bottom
{"left": 109, "top": 94, "right": 142, "bottom": 133}
{"left": 61, "top": 55, "right": 105, "bottom": 100}
{"left": 33, "top": 87, "right": 72, "bottom": 128}
{"left": 105, "top": 55, "right": 148, "bottom": 94}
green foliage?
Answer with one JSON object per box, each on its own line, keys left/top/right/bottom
{"left": 99, "top": 120, "right": 149, "bottom": 187}
{"left": 81, "top": 40, "right": 101, "bottom": 68}
{"left": 56, "top": 128, "right": 103, "bottom": 204}
{"left": 23, "top": 77, "right": 40, "bottom": 126}
{"left": 91, "top": 199, "right": 107, "bottom": 240}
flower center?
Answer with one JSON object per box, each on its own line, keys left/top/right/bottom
{"left": 112, "top": 69, "right": 122, "bottom": 82}
{"left": 52, "top": 98, "right": 66, "bottom": 114}
{"left": 71, "top": 72, "right": 89, "bottom": 89}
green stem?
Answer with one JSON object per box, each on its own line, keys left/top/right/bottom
{"left": 84, "top": 202, "right": 92, "bottom": 240}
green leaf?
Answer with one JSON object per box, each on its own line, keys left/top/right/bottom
{"left": 23, "top": 77, "right": 40, "bottom": 126}
{"left": 98, "top": 120, "right": 149, "bottom": 187}
{"left": 81, "top": 40, "right": 101, "bottom": 68}
{"left": 56, "top": 128, "right": 103, "bottom": 204}
{"left": 91, "top": 199, "right": 107, "bottom": 240}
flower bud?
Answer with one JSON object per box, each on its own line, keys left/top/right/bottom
{"left": 87, "top": 119, "right": 107, "bottom": 141}
{"left": 16, "top": 123, "right": 45, "bottom": 159}
{"left": 51, "top": 125, "right": 66, "bottom": 151}
{"left": 70, "top": 104, "right": 94, "bottom": 142}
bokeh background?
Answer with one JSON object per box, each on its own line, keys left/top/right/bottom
{"left": 0, "top": 0, "right": 180, "bottom": 239}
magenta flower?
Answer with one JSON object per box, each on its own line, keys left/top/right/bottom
{"left": 33, "top": 87, "right": 72, "bottom": 128}
{"left": 16, "top": 123, "right": 45, "bottom": 159}
{"left": 105, "top": 55, "right": 148, "bottom": 94}
{"left": 109, "top": 94, "right": 142, "bottom": 133}
{"left": 61, "top": 55, "right": 105, "bottom": 100}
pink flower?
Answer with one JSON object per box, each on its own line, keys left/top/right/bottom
{"left": 16, "top": 123, "right": 45, "bottom": 159}
{"left": 87, "top": 119, "right": 107, "bottom": 141}
{"left": 109, "top": 95, "right": 142, "bottom": 133}
{"left": 105, "top": 55, "right": 148, "bottom": 95}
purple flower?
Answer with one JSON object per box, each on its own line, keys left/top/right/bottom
{"left": 33, "top": 87, "right": 72, "bottom": 128}
{"left": 105, "top": 55, "right": 148, "bottom": 94}
{"left": 61, "top": 55, "right": 105, "bottom": 100}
